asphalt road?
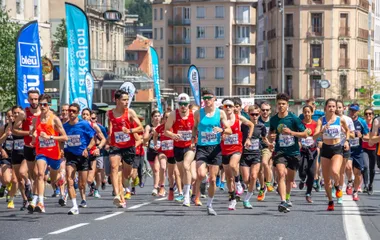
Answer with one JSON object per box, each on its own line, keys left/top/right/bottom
{"left": 1, "top": 175, "right": 380, "bottom": 240}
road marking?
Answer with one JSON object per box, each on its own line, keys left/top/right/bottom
{"left": 342, "top": 195, "right": 371, "bottom": 240}
{"left": 28, "top": 238, "right": 43, "bottom": 240}
{"left": 48, "top": 223, "right": 89, "bottom": 235}
{"left": 95, "top": 211, "right": 124, "bottom": 221}
{"left": 128, "top": 202, "right": 150, "bottom": 210}
{"left": 154, "top": 197, "right": 167, "bottom": 201}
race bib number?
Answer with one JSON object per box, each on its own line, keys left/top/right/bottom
{"left": 279, "top": 134, "right": 295, "bottom": 147}
{"left": 224, "top": 134, "right": 239, "bottom": 145}
{"left": 114, "top": 131, "right": 130, "bottom": 143}
{"left": 324, "top": 126, "right": 340, "bottom": 139}
{"left": 67, "top": 135, "right": 81, "bottom": 147}
{"left": 13, "top": 139, "right": 24, "bottom": 150}
{"left": 161, "top": 140, "right": 173, "bottom": 151}
{"left": 350, "top": 137, "right": 360, "bottom": 147}
{"left": 149, "top": 140, "right": 161, "bottom": 149}
{"left": 5, "top": 140, "right": 13, "bottom": 150}
{"left": 301, "top": 137, "right": 315, "bottom": 147}
{"left": 39, "top": 137, "right": 56, "bottom": 148}
{"left": 178, "top": 130, "right": 192, "bottom": 141}
{"left": 248, "top": 139, "right": 260, "bottom": 150}
{"left": 64, "top": 142, "right": 68, "bottom": 149}
{"left": 200, "top": 132, "right": 218, "bottom": 143}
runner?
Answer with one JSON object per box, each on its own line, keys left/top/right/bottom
{"left": 313, "top": 98, "right": 349, "bottom": 211}
{"left": 63, "top": 103, "right": 96, "bottom": 215}
{"left": 28, "top": 94, "right": 68, "bottom": 213}
{"left": 362, "top": 107, "right": 376, "bottom": 194}
{"left": 192, "top": 89, "right": 232, "bottom": 215}
{"left": 57, "top": 104, "right": 70, "bottom": 206}
{"left": 0, "top": 110, "right": 14, "bottom": 202}
{"left": 347, "top": 103, "right": 369, "bottom": 201}
{"left": 369, "top": 111, "right": 380, "bottom": 193}
{"left": 220, "top": 98, "right": 254, "bottom": 210}
{"left": 269, "top": 93, "right": 309, "bottom": 213}
{"left": 165, "top": 93, "right": 195, "bottom": 205}
{"left": 107, "top": 90, "right": 143, "bottom": 207}
{"left": 130, "top": 115, "right": 144, "bottom": 195}
{"left": 241, "top": 105, "right": 269, "bottom": 209}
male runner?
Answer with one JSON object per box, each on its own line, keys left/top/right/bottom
{"left": 63, "top": 103, "right": 96, "bottom": 214}
{"left": 28, "top": 94, "right": 68, "bottom": 213}
{"left": 269, "top": 93, "right": 309, "bottom": 213}
{"left": 192, "top": 89, "right": 232, "bottom": 215}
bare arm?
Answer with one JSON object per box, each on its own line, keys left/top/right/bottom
{"left": 219, "top": 111, "right": 232, "bottom": 135}
{"left": 239, "top": 116, "right": 254, "bottom": 139}
{"left": 127, "top": 109, "right": 143, "bottom": 134}
{"left": 12, "top": 111, "right": 28, "bottom": 136}
{"left": 370, "top": 118, "right": 380, "bottom": 145}
{"left": 341, "top": 118, "right": 350, "bottom": 141}
{"left": 191, "top": 110, "right": 200, "bottom": 142}
{"left": 0, "top": 125, "right": 8, "bottom": 145}
{"left": 164, "top": 111, "right": 180, "bottom": 140}
{"left": 93, "top": 124, "right": 106, "bottom": 149}
{"left": 143, "top": 125, "right": 152, "bottom": 145}
{"left": 313, "top": 119, "right": 323, "bottom": 140}
{"left": 53, "top": 116, "right": 68, "bottom": 142}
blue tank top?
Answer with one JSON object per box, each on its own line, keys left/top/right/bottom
{"left": 322, "top": 116, "right": 341, "bottom": 140}
{"left": 197, "top": 108, "right": 221, "bottom": 146}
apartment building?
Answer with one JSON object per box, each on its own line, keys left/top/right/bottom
{"left": 152, "top": 0, "right": 257, "bottom": 97}
{"left": 260, "top": 0, "right": 374, "bottom": 100}
{"left": 374, "top": 0, "right": 380, "bottom": 81}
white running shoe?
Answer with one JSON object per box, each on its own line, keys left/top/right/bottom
{"left": 228, "top": 199, "right": 237, "bottom": 210}
{"left": 68, "top": 207, "right": 79, "bottom": 215}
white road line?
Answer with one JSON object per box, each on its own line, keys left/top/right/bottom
{"left": 128, "top": 202, "right": 151, "bottom": 210}
{"left": 28, "top": 238, "right": 43, "bottom": 240}
{"left": 95, "top": 211, "right": 124, "bottom": 221}
{"left": 342, "top": 195, "right": 371, "bottom": 240}
{"left": 48, "top": 223, "right": 89, "bottom": 235}
{"left": 154, "top": 197, "right": 167, "bottom": 201}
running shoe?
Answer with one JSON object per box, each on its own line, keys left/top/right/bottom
{"left": 139, "top": 182, "right": 145, "bottom": 188}
{"left": 313, "top": 180, "right": 318, "bottom": 191}
{"left": 131, "top": 187, "right": 136, "bottom": 195}
{"left": 327, "top": 201, "right": 334, "bottom": 211}
{"left": 74, "top": 178, "right": 79, "bottom": 190}
{"left": 101, "top": 182, "right": 106, "bottom": 190}
{"left": 285, "top": 200, "right": 293, "bottom": 208}
{"left": 158, "top": 186, "right": 166, "bottom": 197}
{"left": 51, "top": 188, "right": 60, "bottom": 198}
{"left": 273, "top": 182, "right": 278, "bottom": 189}
{"left": 152, "top": 188, "right": 158, "bottom": 196}
{"left": 79, "top": 200, "right": 87, "bottom": 208}
{"left": 118, "top": 201, "right": 127, "bottom": 208}
{"left": 58, "top": 193, "right": 68, "bottom": 207}
{"left": 134, "top": 177, "right": 140, "bottom": 187}
{"left": 236, "top": 184, "right": 244, "bottom": 196}
{"left": 124, "top": 191, "right": 131, "bottom": 200}
{"left": 68, "top": 207, "right": 79, "bottom": 215}
{"left": 257, "top": 189, "right": 266, "bottom": 201}
{"left": 182, "top": 201, "right": 190, "bottom": 207}
{"left": 363, "top": 185, "right": 368, "bottom": 194}
{"left": 216, "top": 176, "right": 221, "bottom": 188}
{"left": 353, "top": 192, "right": 359, "bottom": 201}
{"left": 194, "top": 197, "right": 202, "bottom": 206}
{"left": 346, "top": 184, "right": 353, "bottom": 195}
{"left": 168, "top": 190, "right": 174, "bottom": 201}
{"left": 299, "top": 180, "right": 305, "bottom": 190}
{"left": 207, "top": 207, "right": 217, "bottom": 216}
{"left": 27, "top": 203, "right": 35, "bottom": 213}
{"left": 331, "top": 187, "right": 336, "bottom": 199}
{"left": 358, "top": 187, "right": 362, "bottom": 193}
{"left": 368, "top": 185, "right": 374, "bottom": 195}
{"left": 228, "top": 199, "right": 237, "bottom": 210}
{"left": 20, "top": 200, "right": 29, "bottom": 211}
{"left": 0, "top": 186, "right": 6, "bottom": 198}
{"left": 337, "top": 197, "right": 343, "bottom": 204}
{"left": 108, "top": 176, "right": 112, "bottom": 185}
{"left": 305, "top": 194, "right": 313, "bottom": 203}
{"left": 35, "top": 203, "right": 45, "bottom": 213}
{"left": 175, "top": 194, "right": 184, "bottom": 202}
{"left": 256, "top": 180, "right": 261, "bottom": 191}
{"left": 219, "top": 181, "right": 225, "bottom": 191}
{"left": 243, "top": 201, "right": 253, "bottom": 209}
{"left": 267, "top": 184, "right": 275, "bottom": 192}
{"left": 278, "top": 202, "right": 290, "bottom": 213}
{"left": 335, "top": 188, "right": 343, "bottom": 198}
{"left": 94, "top": 190, "right": 101, "bottom": 198}
{"left": 113, "top": 196, "right": 122, "bottom": 207}
{"left": 7, "top": 200, "right": 14, "bottom": 209}
{"left": 88, "top": 186, "right": 95, "bottom": 197}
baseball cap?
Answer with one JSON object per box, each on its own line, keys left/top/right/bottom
{"left": 349, "top": 103, "right": 360, "bottom": 111}
{"left": 177, "top": 93, "right": 190, "bottom": 103}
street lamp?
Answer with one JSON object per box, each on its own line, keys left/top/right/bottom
{"left": 278, "top": 0, "right": 285, "bottom": 94}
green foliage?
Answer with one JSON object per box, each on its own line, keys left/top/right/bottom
{"left": 52, "top": 19, "right": 67, "bottom": 53}
{"left": 0, "top": 2, "right": 20, "bottom": 111}
{"left": 126, "top": 0, "right": 152, "bottom": 26}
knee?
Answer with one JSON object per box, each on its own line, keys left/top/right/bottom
{"left": 67, "top": 177, "right": 74, "bottom": 187}
{"left": 197, "top": 171, "right": 206, "bottom": 181}
{"left": 277, "top": 170, "right": 286, "bottom": 180}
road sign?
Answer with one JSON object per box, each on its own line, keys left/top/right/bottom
{"left": 372, "top": 93, "right": 380, "bottom": 109}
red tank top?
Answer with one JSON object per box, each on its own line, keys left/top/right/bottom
{"left": 363, "top": 122, "right": 376, "bottom": 150}
{"left": 89, "top": 121, "right": 98, "bottom": 155}
{"left": 156, "top": 123, "right": 174, "bottom": 157}
{"left": 22, "top": 107, "right": 38, "bottom": 146}
{"left": 172, "top": 110, "right": 194, "bottom": 148}
{"left": 132, "top": 121, "right": 144, "bottom": 156}
{"left": 35, "top": 113, "right": 61, "bottom": 160}
{"left": 301, "top": 120, "right": 318, "bottom": 150}
{"left": 221, "top": 114, "right": 242, "bottom": 156}
{"left": 108, "top": 108, "right": 135, "bottom": 148}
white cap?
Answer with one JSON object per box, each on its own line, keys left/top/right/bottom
{"left": 177, "top": 93, "right": 190, "bottom": 103}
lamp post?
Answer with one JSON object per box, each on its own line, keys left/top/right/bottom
{"left": 278, "top": 0, "right": 285, "bottom": 94}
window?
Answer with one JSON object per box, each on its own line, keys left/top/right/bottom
{"left": 16, "top": 0, "right": 22, "bottom": 14}
{"left": 197, "top": 6, "right": 205, "bottom": 18}
{"left": 216, "top": 87, "right": 224, "bottom": 96}
{"left": 160, "top": 8, "right": 163, "bottom": 20}
{"left": 215, "top": 6, "right": 224, "bottom": 18}
{"left": 184, "top": 47, "right": 191, "bottom": 59}
{"left": 237, "top": 6, "right": 250, "bottom": 23}
{"left": 237, "top": 87, "right": 250, "bottom": 96}
{"left": 340, "top": 75, "right": 348, "bottom": 98}
{"left": 154, "top": 8, "right": 157, "bottom": 20}
{"left": 215, "top": 26, "right": 224, "bottom": 39}
{"left": 311, "top": 13, "right": 323, "bottom": 35}
{"left": 285, "top": 75, "right": 293, "bottom": 98}
{"left": 34, "top": 0, "right": 38, "bottom": 18}
{"left": 154, "top": 28, "right": 157, "bottom": 40}
{"left": 198, "top": 67, "right": 206, "bottom": 79}
{"left": 311, "top": 76, "right": 322, "bottom": 98}
{"left": 160, "top": 47, "right": 163, "bottom": 59}
{"left": 125, "top": 52, "right": 137, "bottom": 61}
{"left": 215, "top": 67, "right": 224, "bottom": 79}
{"left": 310, "top": 44, "right": 322, "bottom": 67}
{"left": 197, "top": 26, "right": 205, "bottom": 39}
{"left": 215, "top": 47, "right": 224, "bottom": 59}
{"left": 285, "top": 14, "right": 293, "bottom": 37}
{"left": 197, "top": 47, "right": 206, "bottom": 58}
{"left": 184, "top": 87, "right": 191, "bottom": 96}
{"left": 285, "top": 45, "right": 293, "bottom": 67}
{"left": 184, "top": 7, "right": 191, "bottom": 20}
{"left": 160, "top": 28, "right": 163, "bottom": 39}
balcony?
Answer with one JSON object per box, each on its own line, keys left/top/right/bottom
{"left": 168, "top": 58, "right": 191, "bottom": 65}
{"left": 339, "top": 58, "right": 350, "bottom": 68}
{"left": 285, "top": 58, "right": 293, "bottom": 68}
{"left": 233, "top": 77, "right": 251, "bottom": 85}
{"left": 267, "top": 29, "right": 276, "bottom": 40}
{"left": 233, "top": 38, "right": 255, "bottom": 45}
{"left": 309, "top": 58, "right": 324, "bottom": 68}
{"left": 233, "top": 58, "right": 251, "bottom": 65}
{"left": 308, "top": 0, "right": 323, "bottom": 4}
{"left": 339, "top": 27, "right": 350, "bottom": 37}
{"left": 267, "top": 59, "right": 276, "bottom": 69}
{"left": 307, "top": 26, "right": 324, "bottom": 37}
{"left": 285, "top": 27, "right": 294, "bottom": 37}
{"left": 358, "top": 28, "right": 369, "bottom": 40}
{"left": 340, "top": 0, "right": 350, "bottom": 4}
{"left": 234, "top": 18, "right": 251, "bottom": 25}
{"left": 359, "top": 0, "right": 370, "bottom": 11}
{"left": 168, "top": 38, "right": 191, "bottom": 45}
{"left": 168, "top": 77, "right": 188, "bottom": 84}
{"left": 168, "top": 18, "right": 191, "bottom": 26}
{"left": 285, "top": 0, "right": 294, "bottom": 5}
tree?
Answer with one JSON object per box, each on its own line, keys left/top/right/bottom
{"left": 126, "top": 0, "right": 152, "bottom": 26}
{"left": 52, "top": 19, "right": 67, "bottom": 53}
{"left": 0, "top": 2, "right": 20, "bottom": 111}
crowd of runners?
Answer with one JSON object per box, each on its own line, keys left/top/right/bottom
{"left": 0, "top": 89, "right": 379, "bottom": 215}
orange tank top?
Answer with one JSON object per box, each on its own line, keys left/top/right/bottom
{"left": 35, "top": 113, "right": 61, "bottom": 160}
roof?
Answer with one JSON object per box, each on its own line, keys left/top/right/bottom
{"left": 126, "top": 35, "right": 152, "bottom": 51}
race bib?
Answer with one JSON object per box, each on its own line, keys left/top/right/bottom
{"left": 161, "top": 140, "right": 173, "bottom": 151}
{"left": 224, "top": 134, "right": 239, "bottom": 145}
{"left": 5, "top": 140, "right": 13, "bottom": 150}
{"left": 67, "top": 135, "right": 81, "bottom": 147}
{"left": 39, "top": 137, "right": 56, "bottom": 148}
{"left": 301, "top": 137, "right": 315, "bottom": 147}
{"left": 248, "top": 139, "right": 260, "bottom": 150}
{"left": 149, "top": 140, "right": 161, "bottom": 149}
{"left": 13, "top": 139, "right": 24, "bottom": 150}
{"left": 350, "top": 137, "right": 360, "bottom": 147}
{"left": 323, "top": 126, "right": 340, "bottom": 139}
{"left": 200, "top": 132, "right": 218, "bottom": 143}
{"left": 64, "top": 142, "right": 68, "bottom": 149}
{"left": 114, "top": 131, "right": 130, "bottom": 143}
{"left": 279, "top": 134, "right": 295, "bottom": 147}
{"left": 178, "top": 130, "right": 192, "bottom": 141}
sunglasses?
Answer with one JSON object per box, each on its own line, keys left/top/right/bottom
{"left": 224, "top": 105, "right": 234, "bottom": 109}
{"left": 39, "top": 103, "right": 50, "bottom": 107}
{"left": 261, "top": 109, "right": 270, "bottom": 112}
{"left": 365, "top": 112, "right": 373, "bottom": 116}
{"left": 179, "top": 102, "right": 189, "bottom": 106}
{"left": 202, "top": 96, "right": 214, "bottom": 101}
{"left": 69, "top": 109, "right": 78, "bottom": 114}
{"left": 250, "top": 113, "right": 259, "bottom": 117}
{"left": 91, "top": 117, "right": 97, "bottom": 120}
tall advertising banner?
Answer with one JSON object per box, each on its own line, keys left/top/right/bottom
{"left": 65, "top": 3, "right": 91, "bottom": 110}
{"left": 150, "top": 47, "right": 163, "bottom": 113}
{"left": 187, "top": 65, "right": 201, "bottom": 106}
{"left": 119, "top": 82, "right": 136, "bottom": 108}
{"left": 16, "top": 20, "right": 43, "bottom": 109}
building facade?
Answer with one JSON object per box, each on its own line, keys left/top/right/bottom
{"left": 374, "top": 0, "right": 380, "bottom": 82}
{"left": 152, "top": 0, "right": 257, "bottom": 97}
{"left": 259, "top": 0, "right": 374, "bottom": 101}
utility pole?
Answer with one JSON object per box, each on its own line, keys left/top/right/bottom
{"left": 278, "top": 0, "right": 285, "bottom": 94}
